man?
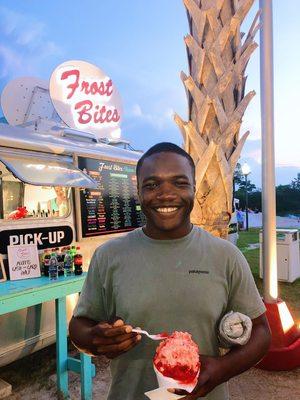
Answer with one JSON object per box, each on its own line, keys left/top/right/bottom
{"left": 236, "top": 209, "right": 244, "bottom": 231}
{"left": 69, "top": 142, "right": 271, "bottom": 400}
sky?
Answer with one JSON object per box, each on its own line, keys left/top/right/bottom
{"left": 0, "top": 0, "right": 299, "bottom": 187}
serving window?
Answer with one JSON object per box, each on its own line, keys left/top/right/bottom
{"left": 0, "top": 162, "right": 70, "bottom": 220}
{"left": 0, "top": 148, "right": 97, "bottom": 220}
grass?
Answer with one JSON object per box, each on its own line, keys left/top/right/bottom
{"left": 237, "top": 228, "right": 300, "bottom": 321}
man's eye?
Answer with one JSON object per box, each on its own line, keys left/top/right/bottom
{"left": 175, "top": 181, "right": 189, "bottom": 186}
{"left": 143, "top": 182, "right": 158, "bottom": 189}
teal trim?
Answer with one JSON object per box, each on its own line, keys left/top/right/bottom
{"left": 67, "top": 357, "right": 82, "bottom": 374}
{"left": 80, "top": 352, "right": 94, "bottom": 399}
{"left": 68, "top": 357, "right": 96, "bottom": 377}
{"left": 0, "top": 275, "right": 86, "bottom": 314}
{"left": 0, "top": 273, "right": 95, "bottom": 399}
{"left": 56, "top": 297, "right": 68, "bottom": 398}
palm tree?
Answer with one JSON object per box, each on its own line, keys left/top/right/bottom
{"left": 175, "top": 0, "right": 259, "bottom": 238}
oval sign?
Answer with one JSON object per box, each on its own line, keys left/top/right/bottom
{"left": 49, "top": 60, "right": 122, "bottom": 139}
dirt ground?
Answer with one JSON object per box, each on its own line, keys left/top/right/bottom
{"left": 1, "top": 344, "right": 300, "bottom": 400}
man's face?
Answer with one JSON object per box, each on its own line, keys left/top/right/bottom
{"left": 137, "top": 152, "right": 195, "bottom": 239}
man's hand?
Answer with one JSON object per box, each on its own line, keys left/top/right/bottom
{"left": 168, "top": 314, "right": 271, "bottom": 399}
{"left": 168, "top": 355, "right": 224, "bottom": 399}
{"left": 90, "top": 319, "right": 142, "bottom": 359}
{"left": 69, "top": 316, "right": 141, "bottom": 359}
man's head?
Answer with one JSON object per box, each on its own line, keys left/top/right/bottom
{"left": 136, "top": 142, "right": 195, "bottom": 183}
{"left": 136, "top": 142, "right": 196, "bottom": 239}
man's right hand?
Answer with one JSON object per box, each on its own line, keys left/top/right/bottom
{"left": 90, "top": 319, "right": 141, "bottom": 359}
{"left": 69, "top": 316, "right": 141, "bottom": 359}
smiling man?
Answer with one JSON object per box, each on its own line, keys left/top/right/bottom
{"left": 69, "top": 142, "right": 271, "bottom": 400}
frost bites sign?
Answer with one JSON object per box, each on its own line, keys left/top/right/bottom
{"left": 49, "top": 60, "right": 122, "bottom": 139}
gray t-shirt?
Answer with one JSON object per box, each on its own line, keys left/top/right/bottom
{"left": 74, "top": 226, "right": 266, "bottom": 400}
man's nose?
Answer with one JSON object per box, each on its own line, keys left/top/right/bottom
{"left": 156, "top": 183, "right": 177, "bottom": 200}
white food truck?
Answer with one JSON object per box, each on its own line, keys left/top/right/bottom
{"left": 0, "top": 121, "right": 144, "bottom": 366}
{"left": 0, "top": 61, "right": 144, "bottom": 366}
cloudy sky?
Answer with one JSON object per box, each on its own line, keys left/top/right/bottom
{"left": 0, "top": 0, "right": 299, "bottom": 187}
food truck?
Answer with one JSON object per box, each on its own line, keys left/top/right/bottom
{"left": 0, "top": 61, "right": 144, "bottom": 366}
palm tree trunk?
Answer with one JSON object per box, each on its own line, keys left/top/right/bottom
{"left": 175, "top": 0, "right": 260, "bottom": 238}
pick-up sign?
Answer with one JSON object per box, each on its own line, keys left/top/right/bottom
{"left": 0, "top": 226, "right": 73, "bottom": 254}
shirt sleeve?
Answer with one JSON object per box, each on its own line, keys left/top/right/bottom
{"left": 226, "top": 248, "right": 266, "bottom": 319}
{"left": 73, "top": 248, "right": 108, "bottom": 322}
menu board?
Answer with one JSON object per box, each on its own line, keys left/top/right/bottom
{"left": 78, "top": 157, "right": 146, "bottom": 237}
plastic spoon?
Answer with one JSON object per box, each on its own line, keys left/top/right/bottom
{"left": 132, "top": 328, "right": 169, "bottom": 341}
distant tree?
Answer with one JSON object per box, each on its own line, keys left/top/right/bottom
{"left": 233, "top": 162, "right": 244, "bottom": 188}
{"left": 233, "top": 162, "right": 257, "bottom": 193}
{"left": 290, "top": 173, "right": 300, "bottom": 190}
{"left": 233, "top": 171, "right": 300, "bottom": 214}
{"left": 238, "top": 179, "right": 257, "bottom": 193}
{"left": 276, "top": 184, "right": 300, "bottom": 214}
{"left": 235, "top": 187, "right": 261, "bottom": 210}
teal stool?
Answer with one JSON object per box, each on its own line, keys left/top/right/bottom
{"left": 56, "top": 297, "right": 96, "bottom": 399}
{"left": 0, "top": 274, "right": 95, "bottom": 400}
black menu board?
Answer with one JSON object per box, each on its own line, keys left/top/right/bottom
{"left": 78, "top": 157, "right": 146, "bottom": 237}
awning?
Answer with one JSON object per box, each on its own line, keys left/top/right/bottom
{"left": 0, "top": 149, "right": 98, "bottom": 189}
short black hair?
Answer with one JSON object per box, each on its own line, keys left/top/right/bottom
{"left": 136, "top": 142, "right": 195, "bottom": 180}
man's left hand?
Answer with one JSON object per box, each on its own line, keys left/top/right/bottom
{"left": 168, "top": 314, "right": 271, "bottom": 399}
{"left": 168, "top": 355, "right": 224, "bottom": 399}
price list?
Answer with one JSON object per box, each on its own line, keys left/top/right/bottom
{"left": 78, "top": 157, "right": 146, "bottom": 237}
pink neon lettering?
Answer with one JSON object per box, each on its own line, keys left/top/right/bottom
{"left": 60, "top": 69, "right": 80, "bottom": 99}
{"left": 80, "top": 78, "right": 113, "bottom": 97}
{"left": 74, "top": 100, "right": 120, "bottom": 125}
{"left": 75, "top": 100, "right": 93, "bottom": 124}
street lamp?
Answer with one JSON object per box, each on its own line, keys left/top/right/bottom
{"left": 241, "top": 163, "right": 251, "bottom": 231}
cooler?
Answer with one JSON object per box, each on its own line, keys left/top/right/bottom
{"left": 259, "top": 229, "right": 300, "bottom": 283}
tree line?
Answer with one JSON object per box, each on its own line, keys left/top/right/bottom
{"left": 234, "top": 164, "right": 300, "bottom": 216}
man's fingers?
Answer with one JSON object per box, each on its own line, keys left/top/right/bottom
{"left": 194, "top": 370, "right": 210, "bottom": 388}
{"left": 92, "top": 323, "right": 133, "bottom": 337}
{"left": 112, "top": 319, "right": 124, "bottom": 327}
{"left": 168, "top": 370, "right": 210, "bottom": 398}
{"left": 167, "top": 388, "right": 188, "bottom": 395}
{"left": 92, "top": 332, "right": 137, "bottom": 346}
{"left": 97, "top": 335, "right": 141, "bottom": 355}
{"left": 105, "top": 325, "right": 133, "bottom": 336}
{"left": 106, "top": 335, "right": 142, "bottom": 359}
{"left": 167, "top": 389, "right": 198, "bottom": 399}
{"left": 97, "top": 322, "right": 113, "bottom": 329}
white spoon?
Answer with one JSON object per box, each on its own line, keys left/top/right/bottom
{"left": 132, "top": 328, "right": 169, "bottom": 341}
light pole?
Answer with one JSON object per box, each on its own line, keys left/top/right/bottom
{"left": 258, "top": 0, "right": 300, "bottom": 371}
{"left": 241, "top": 163, "right": 251, "bottom": 231}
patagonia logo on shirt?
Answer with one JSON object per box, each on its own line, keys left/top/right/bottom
{"left": 189, "top": 269, "right": 209, "bottom": 274}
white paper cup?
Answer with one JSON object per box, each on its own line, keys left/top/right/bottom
{"left": 153, "top": 364, "right": 199, "bottom": 393}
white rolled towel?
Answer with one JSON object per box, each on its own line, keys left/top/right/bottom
{"left": 218, "top": 311, "right": 252, "bottom": 348}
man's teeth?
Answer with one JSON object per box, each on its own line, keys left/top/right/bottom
{"left": 156, "top": 207, "right": 178, "bottom": 213}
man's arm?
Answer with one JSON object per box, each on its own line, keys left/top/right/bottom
{"left": 170, "top": 314, "right": 271, "bottom": 399}
{"left": 69, "top": 316, "right": 141, "bottom": 359}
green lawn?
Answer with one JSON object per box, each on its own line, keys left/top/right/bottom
{"left": 237, "top": 228, "right": 300, "bottom": 321}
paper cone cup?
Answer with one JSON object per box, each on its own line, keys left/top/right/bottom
{"left": 153, "top": 364, "right": 198, "bottom": 393}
